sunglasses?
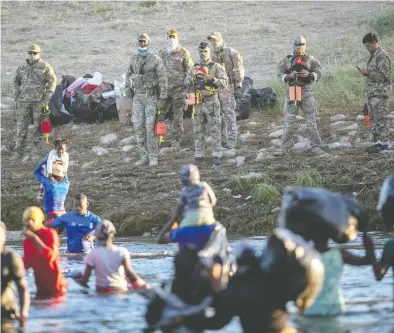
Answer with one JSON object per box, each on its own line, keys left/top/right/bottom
{"left": 295, "top": 43, "right": 306, "bottom": 47}
{"left": 28, "top": 51, "right": 38, "bottom": 55}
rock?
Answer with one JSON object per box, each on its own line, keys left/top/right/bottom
{"left": 159, "top": 147, "right": 176, "bottom": 156}
{"left": 22, "top": 155, "right": 30, "bottom": 162}
{"left": 387, "top": 114, "right": 394, "bottom": 119}
{"left": 328, "top": 142, "right": 352, "bottom": 149}
{"left": 82, "top": 161, "right": 95, "bottom": 169}
{"left": 268, "top": 129, "right": 283, "bottom": 138}
{"left": 272, "top": 149, "right": 284, "bottom": 156}
{"left": 271, "top": 207, "right": 280, "bottom": 214}
{"left": 68, "top": 160, "right": 77, "bottom": 167}
{"left": 0, "top": 103, "right": 11, "bottom": 110}
{"left": 296, "top": 115, "right": 304, "bottom": 121}
{"left": 339, "top": 136, "right": 350, "bottom": 143}
{"left": 330, "top": 114, "right": 346, "bottom": 121}
{"left": 255, "top": 151, "right": 265, "bottom": 161}
{"left": 119, "top": 136, "right": 135, "bottom": 145}
{"left": 235, "top": 156, "right": 246, "bottom": 167}
{"left": 225, "top": 158, "right": 237, "bottom": 166}
{"left": 348, "top": 131, "right": 358, "bottom": 137}
{"left": 142, "top": 232, "right": 151, "bottom": 237}
{"left": 71, "top": 124, "right": 80, "bottom": 130}
{"left": 92, "top": 146, "right": 108, "bottom": 156}
{"left": 157, "top": 172, "right": 177, "bottom": 177}
{"left": 1, "top": 146, "right": 9, "bottom": 153}
{"left": 381, "top": 150, "right": 394, "bottom": 154}
{"left": 222, "top": 149, "right": 236, "bottom": 158}
{"left": 343, "top": 123, "right": 358, "bottom": 131}
{"left": 239, "top": 131, "right": 256, "bottom": 142}
{"left": 389, "top": 128, "right": 394, "bottom": 133}
{"left": 246, "top": 122, "right": 258, "bottom": 129}
{"left": 330, "top": 120, "right": 352, "bottom": 128}
{"left": 222, "top": 188, "right": 231, "bottom": 193}
{"left": 356, "top": 115, "right": 365, "bottom": 121}
{"left": 239, "top": 172, "right": 264, "bottom": 180}
{"left": 271, "top": 139, "right": 282, "bottom": 147}
{"left": 100, "top": 133, "right": 117, "bottom": 145}
{"left": 293, "top": 138, "right": 311, "bottom": 150}
{"left": 122, "top": 145, "right": 134, "bottom": 152}
{"left": 205, "top": 136, "right": 213, "bottom": 144}
{"left": 124, "top": 157, "right": 132, "bottom": 163}
{"left": 354, "top": 141, "right": 374, "bottom": 149}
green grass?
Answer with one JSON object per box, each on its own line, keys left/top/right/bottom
{"left": 264, "top": 10, "right": 394, "bottom": 118}
{"left": 251, "top": 183, "right": 280, "bottom": 204}
{"left": 138, "top": 1, "right": 157, "bottom": 9}
{"left": 295, "top": 169, "right": 324, "bottom": 188}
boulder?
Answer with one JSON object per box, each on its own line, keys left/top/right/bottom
{"left": 268, "top": 129, "right": 283, "bottom": 138}
{"left": 100, "top": 133, "right": 117, "bottom": 145}
{"left": 330, "top": 114, "right": 346, "bottom": 121}
{"left": 92, "top": 146, "right": 108, "bottom": 156}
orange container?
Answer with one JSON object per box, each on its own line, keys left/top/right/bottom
{"left": 154, "top": 122, "right": 167, "bottom": 136}
{"left": 289, "top": 86, "right": 302, "bottom": 102}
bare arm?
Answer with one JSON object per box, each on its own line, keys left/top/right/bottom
{"left": 16, "top": 276, "right": 30, "bottom": 326}
{"left": 157, "top": 202, "right": 184, "bottom": 243}
{"left": 341, "top": 248, "right": 371, "bottom": 266}
{"left": 202, "top": 182, "right": 217, "bottom": 207}
{"left": 78, "top": 264, "right": 93, "bottom": 286}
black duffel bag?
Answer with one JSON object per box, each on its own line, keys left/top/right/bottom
{"left": 251, "top": 87, "right": 277, "bottom": 109}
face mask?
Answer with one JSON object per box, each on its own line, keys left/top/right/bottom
{"left": 294, "top": 46, "right": 306, "bottom": 56}
{"left": 167, "top": 39, "right": 179, "bottom": 53}
{"left": 210, "top": 39, "right": 223, "bottom": 51}
{"left": 138, "top": 47, "right": 149, "bottom": 56}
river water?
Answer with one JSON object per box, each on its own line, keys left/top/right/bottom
{"left": 4, "top": 232, "right": 394, "bottom": 333}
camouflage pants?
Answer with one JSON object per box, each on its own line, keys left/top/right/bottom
{"left": 282, "top": 89, "right": 322, "bottom": 149}
{"left": 14, "top": 101, "right": 42, "bottom": 154}
{"left": 218, "top": 84, "right": 237, "bottom": 148}
{"left": 132, "top": 94, "right": 158, "bottom": 160}
{"left": 193, "top": 97, "right": 222, "bottom": 158}
{"left": 367, "top": 96, "right": 389, "bottom": 143}
{"left": 162, "top": 95, "right": 185, "bottom": 141}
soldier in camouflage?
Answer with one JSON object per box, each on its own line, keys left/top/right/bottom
{"left": 208, "top": 32, "right": 244, "bottom": 157}
{"left": 359, "top": 33, "right": 392, "bottom": 154}
{"left": 158, "top": 30, "right": 194, "bottom": 148}
{"left": 278, "top": 36, "right": 325, "bottom": 155}
{"left": 126, "top": 33, "right": 168, "bottom": 167}
{"left": 185, "top": 42, "right": 228, "bottom": 167}
{"left": 13, "top": 45, "right": 56, "bottom": 159}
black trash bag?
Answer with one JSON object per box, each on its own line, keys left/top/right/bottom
{"left": 277, "top": 187, "right": 365, "bottom": 243}
{"left": 48, "top": 85, "right": 72, "bottom": 126}
{"left": 251, "top": 87, "right": 277, "bottom": 109}
{"left": 260, "top": 228, "right": 324, "bottom": 313}
{"left": 378, "top": 173, "right": 394, "bottom": 230}
{"left": 235, "top": 76, "right": 253, "bottom": 121}
{"left": 96, "top": 98, "right": 118, "bottom": 123}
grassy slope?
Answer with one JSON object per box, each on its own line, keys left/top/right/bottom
{"left": 1, "top": 2, "right": 394, "bottom": 234}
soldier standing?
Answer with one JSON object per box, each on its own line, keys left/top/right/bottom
{"left": 278, "top": 36, "right": 325, "bottom": 155}
{"left": 127, "top": 33, "right": 168, "bottom": 167}
{"left": 13, "top": 45, "right": 56, "bottom": 159}
{"left": 207, "top": 32, "right": 244, "bottom": 157}
{"left": 158, "top": 30, "right": 194, "bottom": 148}
{"left": 359, "top": 33, "right": 392, "bottom": 154}
{"left": 185, "top": 42, "right": 228, "bottom": 168}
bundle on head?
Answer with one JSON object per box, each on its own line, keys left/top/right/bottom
{"left": 277, "top": 187, "right": 368, "bottom": 243}
{"left": 260, "top": 228, "right": 324, "bottom": 313}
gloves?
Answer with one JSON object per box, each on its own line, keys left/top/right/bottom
{"left": 234, "top": 86, "right": 243, "bottom": 99}
{"left": 156, "top": 98, "right": 167, "bottom": 111}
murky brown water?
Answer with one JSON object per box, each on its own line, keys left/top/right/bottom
{"left": 4, "top": 233, "right": 394, "bottom": 333}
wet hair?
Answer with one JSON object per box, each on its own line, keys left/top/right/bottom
{"left": 54, "top": 138, "right": 67, "bottom": 148}
{"left": 74, "top": 193, "right": 87, "bottom": 202}
{"left": 363, "top": 33, "right": 378, "bottom": 44}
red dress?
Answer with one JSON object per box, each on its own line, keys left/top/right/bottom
{"left": 23, "top": 227, "right": 67, "bottom": 298}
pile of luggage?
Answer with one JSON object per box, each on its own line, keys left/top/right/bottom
{"left": 49, "top": 72, "right": 120, "bottom": 126}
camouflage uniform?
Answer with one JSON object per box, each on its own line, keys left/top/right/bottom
{"left": 14, "top": 58, "right": 56, "bottom": 155}
{"left": 278, "top": 54, "right": 322, "bottom": 149}
{"left": 127, "top": 51, "right": 168, "bottom": 163}
{"left": 211, "top": 41, "right": 244, "bottom": 149}
{"left": 185, "top": 62, "right": 228, "bottom": 160}
{"left": 365, "top": 47, "right": 392, "bottom": 143}
{"left": 158, "top": 46, "right": 193, "bottom": 142}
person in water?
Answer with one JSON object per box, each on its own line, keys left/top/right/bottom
{"left": 365, "top": 173, "right": 394, "bottom": 281}
{"left": 1, "top": 222, "right": 30, "bottom": 329}
{"left": 22, "top": 206, "right": 67, "bottom": 299}
{"left": 304, "top": 231, "right": 372, "bottom": 316}
{"left": 157, "top": 164, "right": 217, "bottom": 250}
{"left": 77, "top": 219, "right": 149, "bottom": 293}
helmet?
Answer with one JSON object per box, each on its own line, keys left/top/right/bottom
{"left": 167, "top": 29, "right": 180, "bottom": 39}
{"left": 23, "top": 206, "right": 44, "bottom": 224}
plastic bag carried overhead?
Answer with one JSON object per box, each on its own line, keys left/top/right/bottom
{"left": 277, "top": 187, "right": 366, "bottom": 243}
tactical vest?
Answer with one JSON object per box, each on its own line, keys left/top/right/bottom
{"left": 192, "top": 61, "right": 217, "bottom": 96}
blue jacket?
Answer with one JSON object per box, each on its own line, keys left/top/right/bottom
{"left": 52, "top": 210, "right": 101, "bottom": 253}
{"left": 34, "top": 160, "right": 69, "bottom": 214}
